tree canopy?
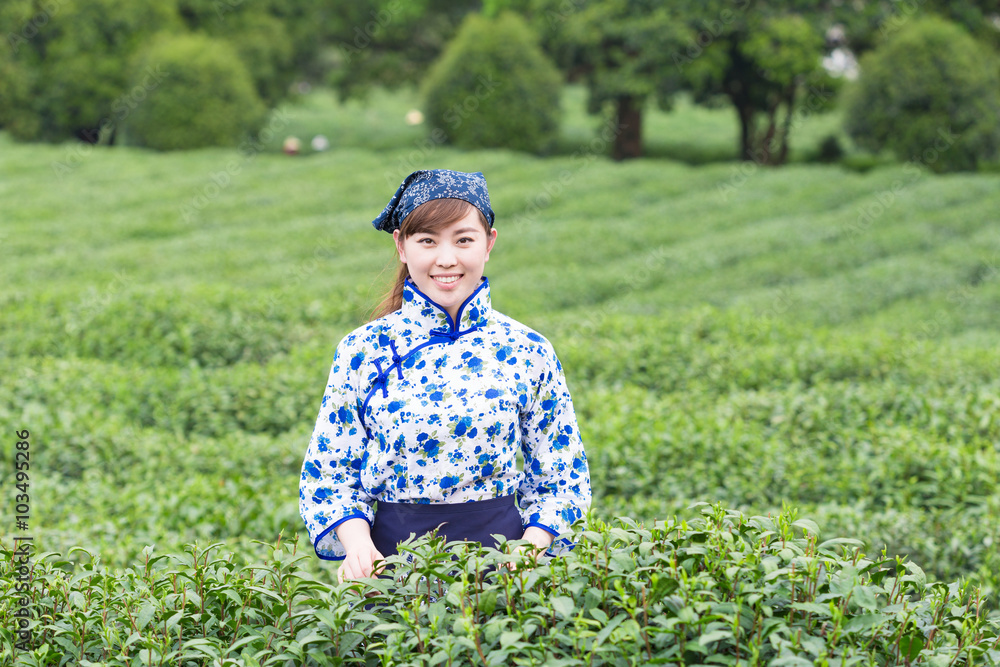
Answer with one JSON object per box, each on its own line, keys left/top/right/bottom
{"left": 0, "top": 0, "right": 325, "bottom": 146}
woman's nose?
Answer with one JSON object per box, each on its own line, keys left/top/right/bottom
{"left": 435, "top": 246, "right": 457, "bottom": 266}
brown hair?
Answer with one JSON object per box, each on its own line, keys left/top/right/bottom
{"left": 367, "top": 198, "right": 491, "bottom": 321}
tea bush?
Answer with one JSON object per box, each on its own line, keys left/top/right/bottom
{"left": 3, "top": 96, "right": 1000, "bottom": 664}
{"left": 2, "top": 508, "right": 998, "bottom": 666}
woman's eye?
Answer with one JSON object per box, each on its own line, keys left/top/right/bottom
{"left": 458, "top": 237, "right": 474, "bottom": 244}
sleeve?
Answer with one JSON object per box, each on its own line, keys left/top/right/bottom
{"left": 299, "top": 336, "right": 375, "bottom": 560}
{"left": 518, "top": 337, "right": 592, "bottom": 553}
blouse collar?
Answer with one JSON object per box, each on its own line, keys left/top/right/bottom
{"left": 400, "top": 276, "right": 492, "bottom": 334}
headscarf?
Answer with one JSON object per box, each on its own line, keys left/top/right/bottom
{"left": 371, "top": 169, "right": 495, "bottom": 233}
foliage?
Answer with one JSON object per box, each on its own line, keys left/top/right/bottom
{"left": 2, "top": 94, "right": 1000, "bottom": 662}
{"left": 172, "top": 0, "right": 323, "bottom": 107}
{"left": 3, "top": 509, "right": 999, "bottom": 665}
{"left": 0, "top": 0, "right": 326, "bottom": 145}
{"left": 843, "top": 17, "right": 1000, "bottom": 174}
{"left": 514, "top": 0, "right": 694, "bottom": 160}
{"left": 675, "top": 1, "right": 841, "bottom": 165}
{"left": 832, "top": 0, "right": 1000, "bottom": 55}
{"left": 421, "top": 12, "right": 562, "bottom": 154}
{"left": 0, "top": 0, "right": 182, "bottom": 143}
{"left": 504, "top": 0, "right": 841, "bottom": 162}
{"left": 119, "top": 33, "right": 268, "bottom": 151}
{"left": 324, "top": 0, "right": 482, "bottom": 101}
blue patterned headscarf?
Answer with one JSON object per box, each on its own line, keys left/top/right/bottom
{"left": 371, "top": 169, "right": 495, "bottom": 233}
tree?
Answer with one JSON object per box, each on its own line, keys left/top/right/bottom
{"left": 505, "top": 0, "right": 837, "bottom": 163}
{"left": 505, "top": 0, "right": 694, "bottom": 160}
{"left": 322, "top": 0, "right": 484, "bottom": 101}
{"left": 671, "top": 1, "right": 839, "bottom": 165}
{"left": 421, "top": 12, "right": 562, "bottom": 153}
{"left": 835, "top": 0, "right": 1000, "bottom": 55}
{"left": 844, "top": 16, "right": 1000, "bottom": 172}
{"left": 173, "top": 0, "right": 324, "bottom": 107}
{"left": 0, "top": 0, "right": 327, "bottom": 145}
{"left": 0, "top": 0, "right": 182, "bottom": 143}
{"left": 120, "top": 33, "right": 268, "bottom": 151}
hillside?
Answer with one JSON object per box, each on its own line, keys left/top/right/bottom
{"left": 1, "top": 84, "right": 998, "bottom": 604}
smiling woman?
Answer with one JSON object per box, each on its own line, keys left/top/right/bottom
{"left": 298, "top": 169, "right": 592, "bottom": 583}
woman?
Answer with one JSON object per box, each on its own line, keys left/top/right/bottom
{"left": 299, "top": 169, "right": 591, "bottom": 582}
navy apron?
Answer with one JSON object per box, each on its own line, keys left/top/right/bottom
{"left": 371, "top": 494, "right": 524, "bottom": 558}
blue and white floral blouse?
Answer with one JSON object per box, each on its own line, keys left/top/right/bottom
{"left": 299, "top": 276, "right": 592, "bottom": 560}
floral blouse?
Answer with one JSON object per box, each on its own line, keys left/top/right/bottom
{"left": 299, "top": 276, "right": 592, "bottom": 560}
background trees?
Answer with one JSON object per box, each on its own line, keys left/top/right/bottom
{"left": 0, "top": 0, "right": 181, "bottom": 143}
{"left": 520, "top": 0, "right": 693, "bottom": 161}
{"left": 844, "top": 16, "right": 1000, "bottom": 173}
{"left": 119, "top": 33, "right": 269, "bottom": 151}
{"left": 421, "top": 12, "right": 562, "bottom": 154}
{"left": 2, "top": 0, "right": 999, "bottom": 168}
{"left": 0, "top": 0, "right": 323, "bottom": 147}
{"left": 675, "top": 1, "right": 838, "bottom": 165}
{"left": 322, "top": 0, "right": 482, "bottom": 101}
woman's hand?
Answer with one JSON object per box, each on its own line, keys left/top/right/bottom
{"left": 335, "top": 518, "right": 385, "bottom": 582}
{"left": 521, "top": 526, "right": 555, "bottom": 551}
{"left": 339, "top": 544, "right": 385, "bottom": 583}
{"left": 507, "top": 526, "right": 555, "bottom": 570}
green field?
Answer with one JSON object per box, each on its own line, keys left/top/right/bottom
{"left": 1, "top": 84, "right": 999, "bottom": 662}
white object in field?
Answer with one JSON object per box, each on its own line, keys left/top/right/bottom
{"left": 405, "top": 109, "right": 424, "bottom": 125}
{"left": 311, "top": 135, "right": 330, "bottom": 152}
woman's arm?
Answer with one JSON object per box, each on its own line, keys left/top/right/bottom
{"left": 299, "top": 336, "right": 377, "bottom": 561}
{"left": 517, "top": 337, "right": 592, "bottom": 550}
{"left": 335, "top": 518, "right": 384, "bottom": 581}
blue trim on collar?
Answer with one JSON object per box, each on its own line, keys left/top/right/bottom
{"left": 404, "top": 275, "right": 490, "bottom": 332}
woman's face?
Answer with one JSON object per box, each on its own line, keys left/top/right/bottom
{"left": 393, "top": 208, "right": 498, "bottom": 324}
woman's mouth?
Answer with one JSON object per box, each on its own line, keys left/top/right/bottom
{"left": 432, "top": 274, "right": 462, "bottom": 287}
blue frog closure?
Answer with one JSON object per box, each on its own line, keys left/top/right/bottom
{"left": 299, "top": 276, "right": 592, "bottom": 561}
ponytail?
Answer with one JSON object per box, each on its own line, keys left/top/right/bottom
{"left": 368, "top": 262, "right": 409, "bottom": 322}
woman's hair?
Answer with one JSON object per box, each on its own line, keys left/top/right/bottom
{"left": 367, "top": 198, "right": 490, "bottom": 321}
